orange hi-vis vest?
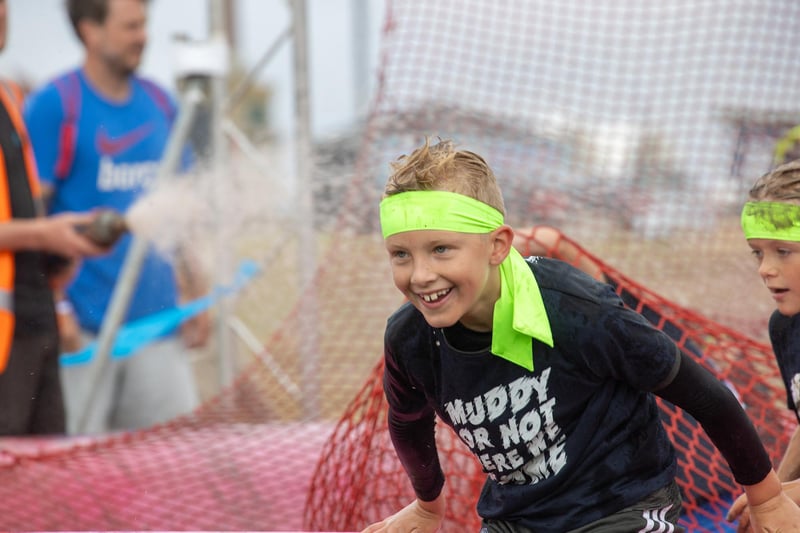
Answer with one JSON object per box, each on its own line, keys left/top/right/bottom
{"left": 0, "top": 79, "right": 44, "bottom": 373}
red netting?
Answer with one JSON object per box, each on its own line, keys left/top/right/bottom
{"left": 2, "top": 0, "right": 798, "bottom": 531}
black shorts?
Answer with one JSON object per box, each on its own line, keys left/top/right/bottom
{"left": 480, "top": 480, "right": 684, "bottom": 533}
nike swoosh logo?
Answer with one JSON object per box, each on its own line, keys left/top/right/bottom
{"left": 95, "top": 123, "right": 155, "bottom": 156}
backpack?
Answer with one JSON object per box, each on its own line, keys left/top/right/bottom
{"left": 52, "top": 70, "right": 176, "bottom": 179}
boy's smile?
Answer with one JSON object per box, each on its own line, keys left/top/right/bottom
{"left": 385, "top": 229, "right": 507, "bottom": 332}
{"left": 748, "top": 238, "right": 800, "bottom": 316}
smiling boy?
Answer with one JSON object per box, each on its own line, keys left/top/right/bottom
{"left": 363, "top": 138, "right": 800, "bottom": 532}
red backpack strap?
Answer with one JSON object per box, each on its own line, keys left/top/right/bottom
{"left": 138, "top": 77, "right": 176, "bottom": 123}
{"left": 53, "top": 71, "right": 81, "bottom": 180}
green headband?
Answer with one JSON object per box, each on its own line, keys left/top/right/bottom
{"left": 380, "top": 190, "right": 504, "bottom": 238}
{"left": 741, "top": 201, "right": 800, "bottom": 241}
{"left": 380, "top": 190, "right": 553, "bottom": 371}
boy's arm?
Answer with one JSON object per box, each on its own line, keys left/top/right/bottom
{"left": 374, "top": 324, "right": 447, "bottom": 531}
{"left": 729, "top": 426, "right": 800, "bottom": 530}
{"left": 654, "top": 351, "right": 800, "bottom": 528}
{"left": 383, "top": 336, "right": 445, "bottom": 501}
{"left": 387, "top": 408, "right": 445, "bottom": 502}
{"left": 777, "top": 426, "right": 800, "bottom": 481}
{"left": 361, "top": 408, "right": 445, "bottom": 533}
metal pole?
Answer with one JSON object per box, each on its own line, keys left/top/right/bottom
{"left": 351, "top": 0, "right": 370, "bottom": 118}
{"left": 208, "top": 0, "right": 236, "bottom": 389}
{"left": 224, "top": 25, "right": 292, "bottom": 114}
{"left": 290, "top": 0, "right": 320, "bottom": 418}
{"left": 77, "top": 83, "right": 205, "bottom": 434}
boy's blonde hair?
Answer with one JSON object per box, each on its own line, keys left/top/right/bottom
{"left": 749, "top": 159, "right": 800, "bottom": 203}
{"left": 384, "top": 138, "right": 506, "bottom": 215}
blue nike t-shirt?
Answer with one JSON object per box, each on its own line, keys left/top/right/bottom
{"left": 24, "top": 69, "right": 181, "bottom": 333}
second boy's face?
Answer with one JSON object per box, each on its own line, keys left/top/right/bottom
{"left": 385, "top": 229, "right": 506, "bottom": 332}
{"left": 748, "top": 238, "right": 800, "bottom": 316}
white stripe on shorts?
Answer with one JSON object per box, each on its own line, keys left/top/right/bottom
{"left": 639, "top": 504, "right": 675, "bottom": 533}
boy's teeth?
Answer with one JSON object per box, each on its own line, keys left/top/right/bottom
{"left": 422, "top": 289, "right": 448, "bottom": 302}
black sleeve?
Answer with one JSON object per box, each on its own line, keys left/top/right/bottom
{"left": 387, "top": 409, "right": 445, "bottom": 502}
{"left": 383, "top": 333, "right": 445, "bottom": 502}
{"left": 654, "top": 350, "right": 773, "bottom": 486}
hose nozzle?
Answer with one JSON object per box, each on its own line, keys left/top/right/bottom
{"left": 78, "top": 209, "right": 129, "bottom": 247}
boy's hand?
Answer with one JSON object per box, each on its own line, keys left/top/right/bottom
{"left": 729, "top": 482, "right": 800, "bottom": 532}
{"left": 727, "top": 491, "right": 750, "bottom": 532}
{"left": 747, "top": 490, "right": 800, "bottom": 531}
{"left": 360, "top": 495, "right": 445, "bottom": 533}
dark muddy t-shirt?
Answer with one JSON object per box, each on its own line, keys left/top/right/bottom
{"left": 384, "top": 257, "right": 679, "bottom": 530}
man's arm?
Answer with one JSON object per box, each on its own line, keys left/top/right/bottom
{"left": 174, "top": 247, "right": 210, "bottom": 349}
{"left": 0, "top": 212, "right": 104, "bottom": 257}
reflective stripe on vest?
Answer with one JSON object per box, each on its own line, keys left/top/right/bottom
{"left": 0, "top": 80, "right": 44, "bottom": 373}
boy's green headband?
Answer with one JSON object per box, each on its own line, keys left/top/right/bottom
{"left": 380, "top": 190, "right": 503, "bottom": 238}
{"left": 379, "top": 190, "right": 553, "bottom": 371}
{"left": 741, "top": 201, "right": 800, "bottom": 241}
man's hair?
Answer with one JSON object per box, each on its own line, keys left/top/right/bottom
{"left": 384, "top": 138, "right": 506, "bottom": 215}
{"left": 67, "top": 0, "right": 148, "bottom": 42}
{"left": 749, "top": 159, "right": 800, "bottom": 203}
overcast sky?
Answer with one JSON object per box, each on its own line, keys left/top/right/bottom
{"left": 0, "top": 0, "right": 384, "bottom": 138}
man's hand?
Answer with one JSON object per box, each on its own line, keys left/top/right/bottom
{"left": 54, "top": 298, "right": 82, "bottom": 353}
{"left": 38, "top": 212, "right": 109, "bottom": 258}
{"left": 180, "top": 311, "right": 210, "bottom": 349}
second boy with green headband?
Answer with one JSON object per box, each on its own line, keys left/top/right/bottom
{"left": 728, "top": 159, "right": 800, "bottom": 531}
{"left": 363, "top": 138, "right": 800, "bottom": 532}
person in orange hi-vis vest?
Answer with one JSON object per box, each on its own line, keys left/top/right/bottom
{"left": 0, "top": 0, "right": 108, "bottom": 435}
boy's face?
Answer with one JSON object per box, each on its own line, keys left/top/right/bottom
{"left": 385, "top": 228, "right": 508, "bottom": 331}
{"left": 748, "top": 238, "right": 800, "bottom": 316}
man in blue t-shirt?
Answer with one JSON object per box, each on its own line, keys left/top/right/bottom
{"left": 23, "top": 0, "right": 209, "bottom": 435}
